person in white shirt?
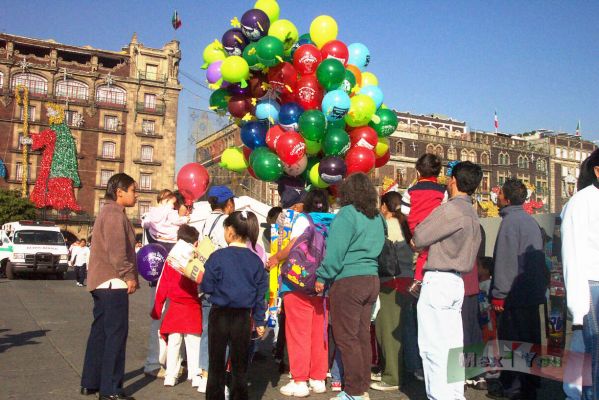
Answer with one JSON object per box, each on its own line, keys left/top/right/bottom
{"left": 71, "top": 238, "right": 90, "bottom": 287}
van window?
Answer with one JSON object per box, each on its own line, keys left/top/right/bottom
{"left": 13, "top": 230, "right": 65, "bottom": 245}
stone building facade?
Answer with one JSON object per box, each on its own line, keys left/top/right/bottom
{"left": 0, "top": 33, "right": 182, "bottom": 224}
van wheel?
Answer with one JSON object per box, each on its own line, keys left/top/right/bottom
{"left": 0, "top": 259, "right": 6, "bottom": 278}
{"left": 6, "top": 262, "right": 15, "bottom": 280}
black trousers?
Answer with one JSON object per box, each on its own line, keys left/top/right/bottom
{"left": 76, "top": 264, "right": 87, "bottom": 285}
{"left": 81, "top": 289, "right": 129, "bottom": 396}
{"left": 206, "top": 306, "right": 251, "bottom": 400}
{"left": 462, "top": 294, "right": 483, "bottom": 347}
{"left": 497, "top": 305, "right": 541, "bottom": 399}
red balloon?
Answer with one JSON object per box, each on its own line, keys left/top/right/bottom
{"left": 295, "top": 74, "right": 324, "bottom": 110}
{"left": 375, "top": 150, "right": 390, "bottom": 168}
{"left": 345, "top": 146, "right": 376, "bottom": 175}
{"left": 176, "top": 163, "right": 210, "bottom": 205}
{"left": 276, "top": 131, "right": 306, "bottom": 165}
{"left": 293, "top": 44, "right": 323, "bottom": 75}
{"left": 242, "top": 146, "right": 253, "bottom": 162}
{"left": 247, "top": 165, "right": 258, "bottom": 179}
{"left": 266, "top": 125, "right": 286, "bottom": 150}
{"left": 249, "top": 73, "right": 268, "bottom": 98}
{"left": 350, "top": 126, "right": 378, "bottom": 150}
{"left": 321, "top": 40, "right": 349, "bottom": 66}
{"left": 227, "top": 95, "right": 253, "bottom": 119}
{"left": 268, "top": 62, "right": 298, "bottom": 95}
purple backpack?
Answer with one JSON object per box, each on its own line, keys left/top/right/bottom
{"left": 281, "top": 214, "right": 328, "bottom": 296}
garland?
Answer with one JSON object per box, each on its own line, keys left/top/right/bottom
{"left": 15, "top": 85, "right": 29, "bottom": 197}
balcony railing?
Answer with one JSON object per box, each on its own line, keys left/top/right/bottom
{"left": 138, "top": 71, "right": 167, "bottom": 82}
{"left": 136, "top": 102, "right": 165, "bottom": 115}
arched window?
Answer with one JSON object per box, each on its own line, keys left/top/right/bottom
{"left": 141, "top": 145, "right": 154, "bottom": 162}
{"left": 523, "top": 156, "right": 529, "bottom": 169}
{"left": 426, "top": 144, "right": 435, "bottom": 154}
{"left": 56, "top": 79, "right": 89, "bottom": 100}
{"left": 469, "top": 150, "right": 477, "bottom": 163}
{"left": 447, "top": 146, "right": 457, "bottom": 160}
{"left": 518, "top": 155, "right": 529, "bottom": 168}
{"left": 411, "top": 123, "right": 421, "bottom": 133}
{"left": 101, "top": 141, "right": 116, "bottom": 159}
{"left": 536, "top": 159, "right": 546, "bottom": 172}
{"left": 499, "top": 152, "right": 509, "bottom": 165}
{"left": 481, "top": 152, "right": 489, "bottom": 165}
{"left": 435, "top": 145, "right": 444, "bottom": 159}
{"left": 438, "top": 128, "right": 449, "bottom": 137}
{"left": 395, "top": 141, "right": 404, "bottom": 155}
{"left": 11, "top": 73, "right": 48, "bottom": 95}
{"left": 460, "top": 149, "right": 469, "bottom": 161}
{"left": 96, "top": 84, "right": 127, "bottom": 106}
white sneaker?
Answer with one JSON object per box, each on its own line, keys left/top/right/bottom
{"left": 309, "top": 379, "right": 326, "bottom": 394}
{"left": 197, "top": 376, "right": 207, "bottom": 393}
{"left": 280, "top": 380, "right": 310, "bottom": 397}
{"left": 225, "top": 385, "right": 230, "bottom": 400}
{"left": 164, "top": 376, "right": 176, "bottom": 386}
{"left": 191, "top": 375, "right": 203, "bottom": 388}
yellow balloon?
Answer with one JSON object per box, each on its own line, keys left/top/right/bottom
{"left": 219, "top": 147, "right": 248, "bottom": 173}
{"left": 254, "top": 0, "right": 280, "bottom": 23}
{"left": 374, "top": 137, "right": 389, "bottom": 158}
{"left": 345, "top": 94, "right": 377, "bottom": 127}
{"left": 309, "top": 163, "right": 329, "bottom": 188}
{"left": 221, "top": 56, "right": 250, "bottom": 87}
{"left": 361, "top": 71, "right": 378, "bottom": 87}
{"left": 202, "top": 41, "right": 227, "bottom": 69}
{"left": 309, "top": 15, "right": 338, "bottom": 49}
{"left": 268, "top": 19, "right": 299, "bottom": 52}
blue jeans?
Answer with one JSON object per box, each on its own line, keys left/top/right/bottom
{"left": 331, "top": 347, "right": 344, "bottom": 383}
{"left": 403, "top": 300, "right": 422, "bottom": 373}
{"left": 200, "top": 300, "right": 211, "bottom": 371}
{"left": 564, "top": 328, "right": 593, "bottom": 400}
{"left": 583, "top": 281, "right": 599, "bottom": 399}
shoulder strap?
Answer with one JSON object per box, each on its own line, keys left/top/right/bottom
{"left": 381, "top": 215, "right": 388, "bottom": 237}
{"left": 208, "top": 214, "right": 225, "bottom": 238}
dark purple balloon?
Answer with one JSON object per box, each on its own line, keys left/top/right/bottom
{"left": 227, "top": 82, "right": 250, "bottom": 96}
{"left": 136, "top": 243, "right": 168, "bottom": 282}
{"left": 240, "top": 9, "right": 271, "bottom": 42}
{"left": 318, "top": 156, "right": 347, "bottom": 184}
{"left": 222, "top": 28, "right": 249, "bottom": 56}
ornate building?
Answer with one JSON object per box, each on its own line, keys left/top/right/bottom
{"left": 0, "top": 33, "right": 182, "bottom": 225}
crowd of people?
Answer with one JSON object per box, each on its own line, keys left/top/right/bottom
{"left": 75, "top": 148, "right": 599, "bottom": 400}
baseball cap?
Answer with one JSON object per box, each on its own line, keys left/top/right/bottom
{"left": 277, "top": 177, "right": 306, "bottom": 208}
{"left": 207, "top": 185, "right": 235, "bottom": 203}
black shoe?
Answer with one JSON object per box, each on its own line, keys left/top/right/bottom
{"left": 98, "top": 395, "right": 135, "bottom": 400}
{"left": 80, "top": 387, "right": 98, "bottom": 396}
{"left": 486, "top": 390, "right": 508, "bottom": 400}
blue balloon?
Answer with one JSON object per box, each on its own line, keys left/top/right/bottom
{"left": 255, "top": 99, "right": 280, "bottom": 124}
{"left": 321, "top": 90, "right": 351, "bottom": 122}
{"left": 136, "top": 243, "right": 168, "bottom": 282}
{"left": 278, "top": 102, "right": 304, "bottom": 131}
{"left": 347, "top": 43, "right": 370, "bottom": 72}
{"left": 359, "top": 85, "right": 384, "bottom": 109}
{"left": 241, "top": 121, "right": 268, "bottom": 149}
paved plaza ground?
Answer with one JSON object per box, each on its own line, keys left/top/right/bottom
{"left": 0, "top": 275, "right": 565, "bottom": 400}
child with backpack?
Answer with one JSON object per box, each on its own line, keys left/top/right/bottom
{"left": 200, "top": 211, "right": 268, "bottom": 400}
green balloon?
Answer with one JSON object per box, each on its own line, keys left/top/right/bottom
{"left": 316, "top": 58, "right": 346, "bottom": 91}
{"left": 301, "top": 157, "right": 319, "bottom": 182}
{"left": 298, "top": 110, "right": 327, "bottom": 141}
{"left": 290, "top": 33, "right": 314, "bottom": 57}
{"left": 242, "top": 42, "right": 261, "bottom": 70}
{"left": 251, "top": 149, "right": 284, "bottom": 182}
{"left": 256, "top": 36, "right": 285, "bottom": 67}
{"left": 327, "top": 119, "right": 346, "bottom": 130}
{"left": 323, "top": 128, "right": 350, "bottom": 156}
{"left": 249, "top": 146, "right": 271, "bottom": 165}
{"left": 209, "top": 89, "right": 229, "bottom": 111}
{"left": 369, "top": 108, "right": 399, "bottom": 137}
{"left": 304, "top": 139, "right": 322, "bottom": 155}
{"left": 339, "top": 69, "right": 357, "bottom": 95}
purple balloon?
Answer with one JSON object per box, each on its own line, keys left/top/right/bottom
{"left": 240, "top": 9, "right": 271, "bottom": 41}
{"left": 206, "top": 60, "right": 223, "bottom": 84}
{"left": 136, "top": 243, "right": 168, "bottom": 282}
{"left": 319, "top": 156, "right": 347, "bottom": 184}
{"left": 227, "top": 82, "right": 250, "bottom": 96}
{"left": 222, "top": 28, "right": 249, "bottom": 56}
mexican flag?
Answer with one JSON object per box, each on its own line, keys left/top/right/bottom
{"left": 172, "top": 10, "right": 182, "bottom": 30}
{"left": 575, "top": 120, "right": 580, "bottom": 137}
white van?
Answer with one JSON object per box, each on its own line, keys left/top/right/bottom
{"left": 1, "top": 221, "right": 69, "bottom": 280}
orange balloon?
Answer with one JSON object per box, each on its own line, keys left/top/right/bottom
{"left": 346, "top": 64, "right": 362, "bottom": 87}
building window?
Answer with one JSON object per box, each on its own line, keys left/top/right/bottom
{"left": 145, "top": 64, "right": 158, "bottom": 80}
{"left": 555, "top": 148, "right": 561, "bottom": 158}
{"left": 141, "top": 145, "right": 154, "bottom": 162}
{"left": 0, "top": 71, "right": 3, "bottom": 89}
{"left": 140, "top": 173, "right": 152, "bottom": 190}
{"left": 394, "top": 140, "right": 404, "bottom": 155}
{"left": 12, "top": 73, "right": 48, "bottom": 95}
{"left": 15, "top": 162, "right": 23, "bottom": 181}
{"left": 102, "top": 141, "right": 116, "bottom": 159}
{"left": 104, "top": 115, "right": 119, "bottom": 131}
{"left": 142, "top": 120, "right": 155, "bottom": 135}
{"left": 482, "top": 173, "right": 490, "bottom": 192}
{"left": 469, "top": 150, "right": 477, "bottom": 163}
{"left": 19, "top": 106, "right": 36, "bottom": 122}
{"left": 499, "top": 152, "right": 510, "bottom": 165}
{"left": 55, "top": 79, "right": 89, "bottom": 100}
{"left": 536, "top": 159, "right": 546, "bottom": 172}
{"left": 96, "top": 85, "right": 127, "bottom": 106}
{"left": 498, "top": 172, "right": 507, "bottom": 186}
{"left": 139, "top": 201, "right": 151, "bottom": 218}
{"left": 447, "top": 146, "right": 457, "bottom": 160}
{"left": 64, "top": 110, "right": 80, "bottom": 126}
{"left": 100, "top": 169, "right": 113, "bottom": 187}
{"left": 481, "top": 152, "right": 489, "bottom": 165}
{"left": 517, "top": 155, "right": 530, "bottom": 169}
{"left": 460, "top": 149, "right": 469, "bottom": 161}
{"left": 425, "top": 144, "right": 434, "bottom": 154}
{"left": 144, "top": 94, "right": 157, "bottom": 110}
{"left": 435, "top": 145, "right": 444, "bottom": 159}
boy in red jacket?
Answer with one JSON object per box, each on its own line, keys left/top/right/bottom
{"left": 151, "top": 225, "right": 202, "bottom": 387}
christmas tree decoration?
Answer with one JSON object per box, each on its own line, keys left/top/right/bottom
{"left": 15, "top": 85, "right": 30, "bottom": 197}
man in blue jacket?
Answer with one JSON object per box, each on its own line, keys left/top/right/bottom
{"left": 489, "top": 178, "right": 548, "bottom": 400}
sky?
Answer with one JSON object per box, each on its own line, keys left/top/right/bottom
{"left": 2, "top": 0, "right": 598, "bottom": 171}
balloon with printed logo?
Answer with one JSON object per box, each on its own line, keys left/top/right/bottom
{"left": 339, "top": 68, "right": 357, "bottom": 95}
{"left": 254, "top": 0, "right": 280, "bottom": 23}
{"left": 242, "top": 42, "right": 262, "bottom": 71}
{"left": 248, "top": 72, "right": 268, "bottom": 98}
{"left": 222, "top": 28, "right": 249, "bottom": 56}
{"left": 295, "top": 74, "right": 323, "bottom": 110}
{"left": 241, "top": 121, "right": 268, "bottom": 149}
{"left": 349, "top": 126, "right": 378, "bottom": 150}
{"left": 361, "top": 71, "right": 378, "bottom": 87}
{"left": 227, "top": 95, "right": 253, "bottom": 119}
{"left": 177, "top": 163, "right": 210, "bottom": 205}
{"left": 251, "top": 149, "right": 284, "bottom": 182}
{"left": 309, "top": 163, "right": 329, "bottom": 188}
{"left": 241, "top": 8, "right": 271, "bottom": 42}
{"left": 359, "top": 85, "right": 384, "bottom": 109}
{"left": 347, "top": 43, "right": 371, "bottom": 72}
{"left": 318, "top": 156, "right": 346, "bottom": 184}
{"left": 345, "top": 64, "right": 362, "bottom": 87}
{"left": 220, "top": 147, "right": 249, "bottom": 172}
{"left": 293, "top": 44, "right": 322, "bottom": 75}
{"left": 375, "top": 149, "right": 390, "bottom": 168}
{"left": 321, "top": 40, "right": 349, "bottom": 66}
{"left": 206, "top": 60, "right": 223, "bottom": 85}
{"left": 304, "top": 139, "right": 322, "bottom": 156}
{"left": 290, "top": 33, "right": 314, "bottom": 57}
{"left": 209, "top": 88, "right": 229, "bottom": 111}
{"left": 316, "top": 58, "right": 345, "bottom": 91}
{"left": 269, "top": 19, "right": 299, "bottom": 52}
{"left": 265, "top": 124, "right": 286, "bottom": 150}
{"left": 255, "top": 98, "right": 280, "bottom": 124}
{"left": 221, "top": 56, "right": 250, "bottom": 88}
{"left": 256, "top": 36, "right": 285, "bottom": 67}
{"left": 345, "top": 146, "right": 376, "bottom": 175}
{"left": 345, "top": 94, "right": 377, "bottom": 127}
{"left": 374, "top": 137, "right": 389, "bottom": 158}
{"left": 137, "top": 243, "right": 168, "bottom": 282}
{"left": 323, "top": 128, "right": 350, "bottom": 157}
{"left": 267, "top": 62, "right": 297, "bottom": 95}
{"left": 309, "top": 15, "right": 338, "bottom": 49}
{"left": 276, "top": 131, "right": 305, "bottom": 165}
{"left": 298, "top": 109, "right": 326, "bottom": 141}
{"left": 278, "top": 102, "right": 304, "bottom": 131}
{"left": 321, "top": 89, "right": 351, "bottom": 122}
{"left": 202, "top": 41, "right": 227, "bottom": 69}
{"left": 369, "top": 108, "right": 398, "bottom": 137}
{"left": 283, "top": 155, "right": 308, "bottom": 177}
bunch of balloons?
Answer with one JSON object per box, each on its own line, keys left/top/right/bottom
{"left": 176, "top": 163, "right": 210, "bottom": 205}
{"left": 202, "top": 0, "right": 398, "bottom": 191}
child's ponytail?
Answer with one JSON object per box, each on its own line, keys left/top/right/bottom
{"left": 224, "top": 211, "right": 260, "bottom": 250}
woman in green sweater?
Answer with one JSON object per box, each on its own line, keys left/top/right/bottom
{"left": 315, "top": 173, "right": 385, "bottom": 400}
